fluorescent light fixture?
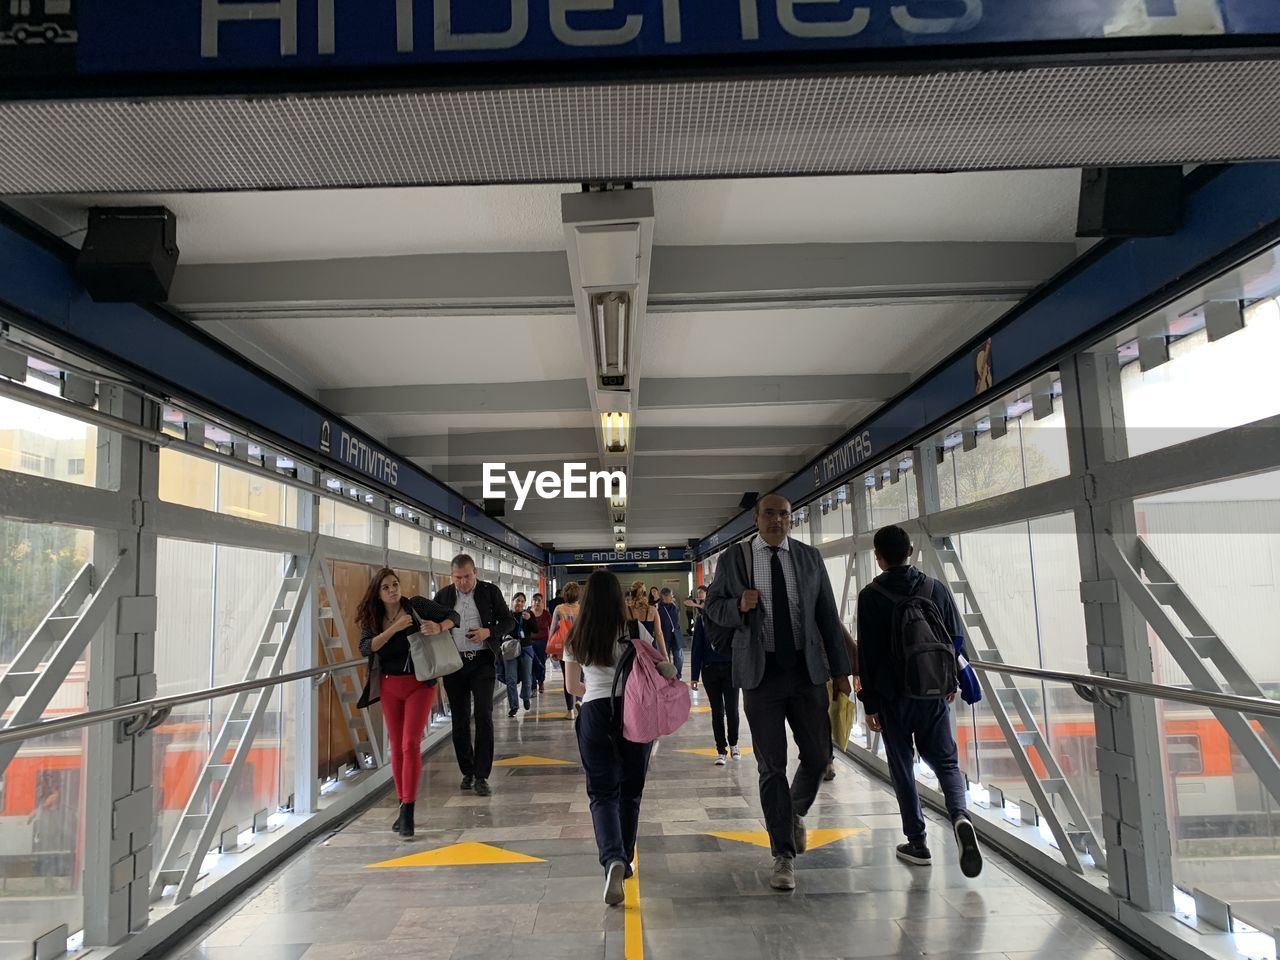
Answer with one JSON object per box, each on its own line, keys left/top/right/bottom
{"left": 614, "top": 524, "right": 626, "bottom": 538}
{"left": 615, "top": 539, "right": 626, "bottom": 551}
{"left": 611, "top": 490, "right": 627, "bottom": 509}
{"left": 601, "top": 411, "right": 629, "bottom": 454}
{"left": 591, "top": 290, "right": 630, "bottom": 390}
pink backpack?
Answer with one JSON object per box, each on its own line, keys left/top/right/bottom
{"left": 620, "top": 633, "right": 691, "bottom": 743}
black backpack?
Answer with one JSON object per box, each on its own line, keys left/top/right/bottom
{"left": 870, "top": 576, "right": 958, "bottom": 699}
{"left": 706, "top": 541, "right": 755, "bottom": 655}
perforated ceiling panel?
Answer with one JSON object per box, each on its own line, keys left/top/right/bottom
{"left": 2, "top": 58, "right": 1279, "bottom": 192}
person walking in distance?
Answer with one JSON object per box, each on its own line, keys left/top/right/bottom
{"left": 503, "top": 592, "right": 536, "bottom": 717}
{"left": 548, "top": 582, "right": 582, "bottom": 716}
{"left": 433, "top": 554, "right": 515, "bottom": 797}
{"left": 564, "top": 571, "right": 673, "bottom": 905}
{"left": 857, "top": 525, "right": 982, "bottom": 878}
{"left": 690, "top": 584, "right": 740, "bottom": 765}
{"left": 706, "top": 494, "right": 852, "bottom": 892}
{"left": 657, "top": 587, "right": 686, "bottom": 680}
{"left": 529, "top": 592, "right": 550, "bottom": 693}
{"left": 356, "top": 568, "right": 460, "bottom": 839}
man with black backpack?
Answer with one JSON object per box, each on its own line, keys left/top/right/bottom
{"left": 856, "top": 525, "right": 983, "bottom": 878}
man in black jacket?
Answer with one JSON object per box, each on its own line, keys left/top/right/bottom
{"left": 856, "top": 525, "right": 982, "bottom": 878}
{"left": 434, "top": 554, "right": 515, "bottom": 796}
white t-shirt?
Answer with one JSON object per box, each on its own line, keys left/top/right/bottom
{"left": 564, "top": 628, "right": 646, "bottom": 704}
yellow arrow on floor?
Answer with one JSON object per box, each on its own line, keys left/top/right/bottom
{"left": 676, "top": 747, "right": 753, "bottom": 758}
{"left": 366, "top": 842, "right": 546, "bottom": 868}
{"left": 492, "top": 755, "right": 575, "bottom": 767}
{"left": 709, "top": 828, "right": 865, "bottom": 851}
{"left": 689, "top": 706, "right": 712, "bottom": 714}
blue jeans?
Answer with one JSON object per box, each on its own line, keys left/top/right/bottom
{"left": 503, "top": 648, "right": 533, "bottom": 710}
{"left": 575, "top": 698, "right": 653, "bottom": 870}
{"left": 879, "top": 697, "right": 969, "bottom": 844}
{"left": 653, "top": 633, "right": 685, "bottom": 679}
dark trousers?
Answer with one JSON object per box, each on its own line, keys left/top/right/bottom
{"left": 700, "top": 661, "right": 740, "bottom": 754}
{"left": 531, "top": 639, "right": 548, "bottom": 687}
{"left": 441, "top": 651, "right": 496, "bottom": 779}
{"left": 743, "top": 658, "right": 830, "bottom": 858}
{"left": 879, "top": 697, "right": 969, "bottom": 844}
{"left": 575, "top": 697, "right": 653, "bottom": 871}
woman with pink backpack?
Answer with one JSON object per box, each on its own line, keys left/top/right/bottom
{"left": 564, "top": 571, "right": 685, "bottom": 905}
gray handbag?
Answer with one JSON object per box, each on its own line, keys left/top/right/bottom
{"left": 406, "top": 609, "right": 463, "bottom": 682}
{"left": 500, "top": 637, "right": 521, "bottom": 661}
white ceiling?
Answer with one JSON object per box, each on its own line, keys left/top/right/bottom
{"left": 27, "top": 168, "right": 1084, "bottom": 550}
{"left": 43, "top": 168, "right": 1079, "bottom": 263}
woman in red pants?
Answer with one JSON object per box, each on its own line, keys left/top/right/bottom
{"left": 357, "top": 567, "right": 459, "bottom": 839}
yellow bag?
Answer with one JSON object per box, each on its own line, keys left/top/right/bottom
{"left": 828, "top": 689, "right": 855, "bottom": 752}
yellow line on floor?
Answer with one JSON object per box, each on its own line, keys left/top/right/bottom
{"left": 624, "top": 851, "right": 643, "bottom": 959}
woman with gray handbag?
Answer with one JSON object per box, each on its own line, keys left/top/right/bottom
{"left": 357, "top": 567, "right": 460, "bottom": 839}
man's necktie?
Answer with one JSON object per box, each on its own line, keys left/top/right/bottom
{"left": 769, "top": 546, "right": 796, "bottom": 669}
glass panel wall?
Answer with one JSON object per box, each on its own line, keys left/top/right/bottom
{"left": 0, "top": 371, "right": 111, "bottom": 491}
{"left": 0, "top": 518, "right": 94, "bottom": 960}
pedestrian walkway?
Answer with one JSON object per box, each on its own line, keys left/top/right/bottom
{"left": 166, "top": 680, "right": 1149, "bottom": 960}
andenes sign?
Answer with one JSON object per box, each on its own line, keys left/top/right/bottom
{"left": 40, "top": 1, "right": 1280, "bottom": 78}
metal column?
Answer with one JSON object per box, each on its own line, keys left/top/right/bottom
{"left": 83, "top": 387, "right": 161, "bottom": 944}
{"left": 1062, "top": 352, "right": 1175, "bottom": 911}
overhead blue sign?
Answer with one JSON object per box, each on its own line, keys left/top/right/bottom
{"left": 4, "top": 1, "right": 1279, "bottom": 79}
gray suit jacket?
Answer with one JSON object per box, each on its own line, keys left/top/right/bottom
{"left": 705, "top": 536, "right": 851, "bottom": 691}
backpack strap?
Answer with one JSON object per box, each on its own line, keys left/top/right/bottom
{"left": 610, "top": 638, "right": 638, "bottom": 722}
{"left": 741, "top": 539, "right": 755, "bottom": 590}
{"left": 912, "top": 576, "right": 935, "bottom": 600}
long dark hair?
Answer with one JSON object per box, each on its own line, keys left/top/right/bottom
{"left": 568, "top": 571, "right": 627, "bottom": 667}
{"left": 357, "top": 567, "right": 402, "bottom": 636}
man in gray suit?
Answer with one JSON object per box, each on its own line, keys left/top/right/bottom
{"left": 706, "top": 493, "right": 852, "bottom": 892}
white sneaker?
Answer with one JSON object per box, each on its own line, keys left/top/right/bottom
{"left": 731, "top": 746, "right": 742, "bottom": 760}
{"left": 604, "top": 860, "right": 626, "bottom": 905}
{"left": 715, "top": 753, "right": 727, "bottom": 766}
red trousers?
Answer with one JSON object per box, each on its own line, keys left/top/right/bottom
{"left": 380, "top": 674, "right": 436, "bottom": 803}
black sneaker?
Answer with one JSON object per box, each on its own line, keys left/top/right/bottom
{"left": 823, "top": 762, "right": 836, "bottom": 782}
{"left": 508, "top": 707, "right": 518, "bottom": 718}
{"left": 896, "top": 841, "right": 932, "bottom": 866}
{"left": 954, "top": 817, "right": 983, "bottom": 878}
{"left": 474, "top": 778, "right": 492, "bottom": 797}
{"left": 460, "top": 775, "right": 474, "bottom": 791}
{"left": 523, "top": 698, "right": 531, "bottom": 710}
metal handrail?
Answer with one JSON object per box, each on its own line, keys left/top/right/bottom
{"left": 969, "top": 658, "right": 1280, "bottom": 721}
{"left": 0, "top": 657, "right": 366, "bottom": 748}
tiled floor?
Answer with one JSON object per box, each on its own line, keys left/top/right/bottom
{"left": 165, "top": 680, "right": 1151, "bottom": 960}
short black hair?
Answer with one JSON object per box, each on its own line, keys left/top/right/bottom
{"left": 873, "top": 525, "right": 912, "bottom": 566}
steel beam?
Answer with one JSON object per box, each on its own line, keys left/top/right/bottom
{"left": 1062, "top": 352, "right": 1174, "bottom": 912}
{"left": 171, "top": 243, "right": 1073, "bottom": 315}
{"left": 640, "top": 375, "right": 908, "bottom": 408}
{"left": 393, "top": 425, "right": 837, "bottom": 459}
